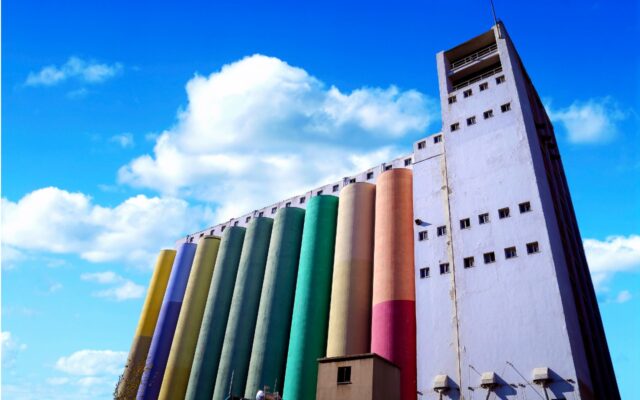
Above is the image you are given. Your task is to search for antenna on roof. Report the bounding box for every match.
[489,0,499,26]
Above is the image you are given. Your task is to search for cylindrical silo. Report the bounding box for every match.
[244,207,305,398]
[116,249,176,400]
[371,169,416,400]
[212,217,273,400]
[185,227,246,400]
[158,236,221,400]
[326,182,376,357]
[282,196,339,400]
[137,242,197,400]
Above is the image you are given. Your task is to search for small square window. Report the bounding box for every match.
[463,89,473,98]
[286,202,291,208]
[221,225,226,232]
[419,267,430,279]
[450,123,460,132]
[366,172,374,180]
[498,207,510,219]
[460,218,471,229]
[210,229,215,235]
[448,95,457,104]
[418,231,428,241]
[417,141,426,149]
[189,236,194,242]
[245,216,251,223]
[466,116,476,126]
[271,207,278,214]
[519,202,531,213]
[501,103,511,112]
[483,110,494,119]
[337,366,351,384]
[333,184,340,192]
[384,165,392,171]
[300,197,306,204]
[349,178,356,183]
[496,75,506,84]
[479,213,490,224]
[433,135,442,143]
[439,262,450,274]
[200,233,205,238]
[317,190,323,196]
[527,242,540,254]
[505,246,517,259]
[258,211,264,217]
[463,256,475,268]
[484,252,496,264]
[234,221,239,226]
[479,82,489,91]
[437,225,447,237]
[404,158,412,166]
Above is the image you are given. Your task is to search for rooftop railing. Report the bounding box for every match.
[451,66,503,92]
[450,43,498,72]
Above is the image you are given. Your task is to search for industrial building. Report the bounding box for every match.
[116,22,619,400]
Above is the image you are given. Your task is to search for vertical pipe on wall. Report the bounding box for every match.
[326,182,376,357]
[116,250,176,400]
[371,169,416,400]
[212,217,273,400]
[158,236,221,400]
[244,207,305,399]
[185,227,246,400]
[136,242,197,400]
[282,196,338,400]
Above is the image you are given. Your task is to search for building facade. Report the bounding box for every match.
[119,23,619,400]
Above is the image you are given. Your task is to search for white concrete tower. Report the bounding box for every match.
[411,22,619,400]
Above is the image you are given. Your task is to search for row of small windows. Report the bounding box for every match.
[447,75,506,104]
[418,202,531,241]
[416,134,443,150]
[450,102,511,132]
[418,241,540,278]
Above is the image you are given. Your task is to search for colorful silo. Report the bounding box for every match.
[158,236,220,400]
[212,217,274,400]
[137,242,197,400]
[116,249,176,400]
[371,169,416,400]
[185,226,246,400]
[326,182,376,357]
[282,195,339,400]
[245,207,305,398]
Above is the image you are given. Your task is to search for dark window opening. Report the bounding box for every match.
[337,366,352,384]
[479,82,489,91]
[519,202,531,213]
[464,256,475,268]
[460,218,471,229]
[501,102,511,112]
[367,172,374,180]
[333,184,340,192]
[439,263,450,274]
[483,110,494,119]
[463,89,473,98]
[404,158,412,166]
[467,116,476,126]
[448,95,457,104]
[420,267,430,279]
[479,213,490,224]
[434,135,443,143]
[505,246,517,259]
[527,242,540,254]
[418,231,428,241]
[417,141,426,149]
[498,207,510,219]
[484,252,496,264]
[450,123,460,132]
[437,225,447,236]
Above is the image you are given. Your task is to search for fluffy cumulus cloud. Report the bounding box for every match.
[81,271,145,301]
[547,97,627,144]
[119,54,437,220]
[55,349,126,376]
[25,56,123,86]
[584,234,640,288]
[2,187,211,267]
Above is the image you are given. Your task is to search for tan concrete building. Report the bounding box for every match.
[316,353,400,400]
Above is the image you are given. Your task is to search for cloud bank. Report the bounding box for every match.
[2,187,211,267]
[547,97,627,144]
[118,54,437,220]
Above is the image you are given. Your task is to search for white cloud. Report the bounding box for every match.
[547,97,626,143]
[81,271,145,301]
[585,234,640,288]
[54,349,126,376]
[25,57,123,86]
[616,290,632,303]
[2,331,28,368]
[110,133,135,148]
[119,54,437,220]
[2,187,211,267]
[48,282,64,294]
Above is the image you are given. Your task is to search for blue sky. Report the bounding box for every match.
[2,1,638,399]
